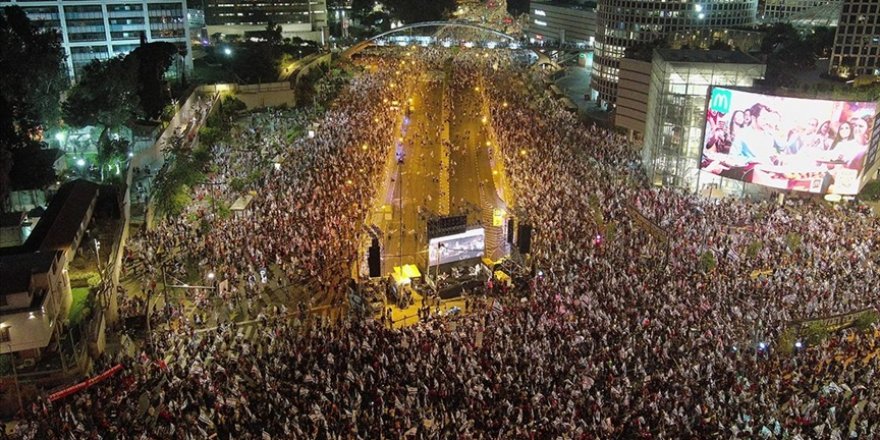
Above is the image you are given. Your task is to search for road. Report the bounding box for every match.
[381,65,506,274]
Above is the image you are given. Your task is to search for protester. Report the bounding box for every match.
[11,46,880,439]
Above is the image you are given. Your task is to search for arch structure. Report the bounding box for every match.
[341,21,551,65]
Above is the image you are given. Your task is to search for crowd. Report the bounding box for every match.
[7,46,880,439]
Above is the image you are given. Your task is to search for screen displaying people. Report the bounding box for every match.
[700,87,876,195]
[428,228,485,266]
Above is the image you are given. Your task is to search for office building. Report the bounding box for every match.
[1,180,98,357]
[641,49,765,194]
[591,0,758,109]
[203,0,327,44]
[527,0,597,46]
[829,0,880,78]
[759,0,837,22]
[1,0,192,82]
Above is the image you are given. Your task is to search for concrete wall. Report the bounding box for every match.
[615,58,652,138]
[200,82,296,109]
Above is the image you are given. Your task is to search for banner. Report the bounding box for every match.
[788,308,878,335]
[49,364,125,402]
[625,203,668,243]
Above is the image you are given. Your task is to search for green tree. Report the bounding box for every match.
[128,42,179,120]
[508,0,529,16]
[95,137,129,181]
[0,6,67,202]
[9,144,57,190]
[265,21,282,45]
[63,56,139,143]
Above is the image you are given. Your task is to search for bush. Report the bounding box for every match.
[69,271,101,288]
[699,250,717,273]
[859,180,880,201]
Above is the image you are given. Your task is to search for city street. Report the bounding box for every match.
[382,67,506,274]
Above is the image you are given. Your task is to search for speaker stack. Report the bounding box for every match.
[517,224,532,254]
[507,218,515,244]
[368,238,381,277]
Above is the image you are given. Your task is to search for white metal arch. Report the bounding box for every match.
[342,21,520,59]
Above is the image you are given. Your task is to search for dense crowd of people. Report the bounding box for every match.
[7,46,880,439]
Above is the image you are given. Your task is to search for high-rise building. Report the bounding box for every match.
[759,0,837,22]
[203,0,327,44]
[527,0,597,46]
[591,0,758,109]
[829,0,880,78]
[1,0,192,82]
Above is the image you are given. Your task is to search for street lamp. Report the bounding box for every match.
[55,131,67,150]
[76,158,86,167]
[223,47,232,56]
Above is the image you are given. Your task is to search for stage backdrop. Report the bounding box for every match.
[428,228,485,266]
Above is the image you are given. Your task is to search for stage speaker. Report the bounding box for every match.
[507,218,515,244]
[368,239,381,277]
[517,225,532,254]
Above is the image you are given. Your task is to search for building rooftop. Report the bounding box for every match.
[656,48,763,65]
[2,179,100,255]
[0,251,56,296]
[0,212,25,228]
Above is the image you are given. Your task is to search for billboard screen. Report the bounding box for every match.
[701,87,876,195]
[428,228,485,266]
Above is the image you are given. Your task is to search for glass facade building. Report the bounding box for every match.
[642,49,765,195]
[592,0,758,109]
[759,0,837,22]
[829,0,880,78]
[1,0,192,81]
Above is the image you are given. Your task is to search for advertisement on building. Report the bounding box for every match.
[700,87,877,195]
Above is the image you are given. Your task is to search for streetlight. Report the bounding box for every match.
[223,47,232,56]
[55,131,67,150]
[76,158,86,167]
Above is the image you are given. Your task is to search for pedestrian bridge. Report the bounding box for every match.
[341,21,552,66]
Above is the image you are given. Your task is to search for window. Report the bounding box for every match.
[0,327,9,343]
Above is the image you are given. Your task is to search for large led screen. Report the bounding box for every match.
[428,228,485,266]
[700,87,876,195]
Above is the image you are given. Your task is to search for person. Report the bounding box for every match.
[830,121,862,166]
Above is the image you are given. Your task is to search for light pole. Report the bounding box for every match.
[55,130,67,151]
[5,342,23,414]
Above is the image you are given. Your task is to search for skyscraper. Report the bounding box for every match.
[759,0,837,22]
[591,0,758,109]
[829,0,880,78]
[1,0,192,82]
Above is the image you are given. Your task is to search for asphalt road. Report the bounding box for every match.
[382,67,505,274]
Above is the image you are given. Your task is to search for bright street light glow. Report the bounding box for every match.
[207,272,215,280]
[224,47,232,56]
[76,158,86,167]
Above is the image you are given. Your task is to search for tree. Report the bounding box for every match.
[507,0,529,16]
[0,6,67,201]
[128,42,179,120]
[229,42,281,83]
[95,137,129,181]
[63,56,140,142]
[265,21,282,45]
[8,144,56,190]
